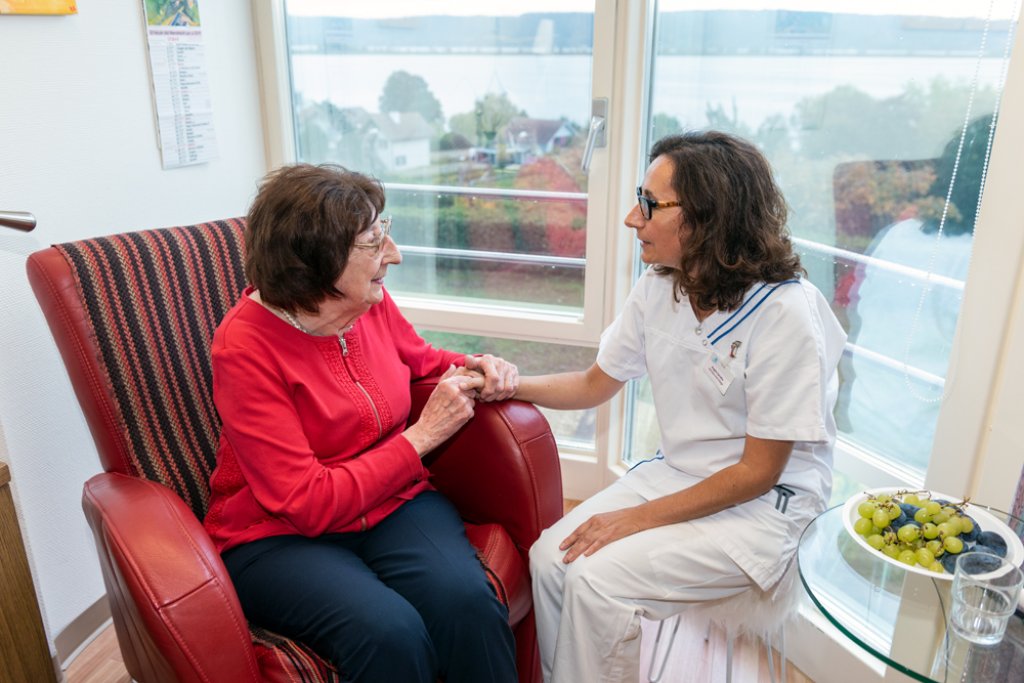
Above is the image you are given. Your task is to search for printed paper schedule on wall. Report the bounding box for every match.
[141,0,218,169]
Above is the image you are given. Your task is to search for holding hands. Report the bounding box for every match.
[462,354,519,402]
[403,355,517,457]
[404,365,483,456]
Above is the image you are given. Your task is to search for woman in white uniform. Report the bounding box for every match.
[516,131,847,683]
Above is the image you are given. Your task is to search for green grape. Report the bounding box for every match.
[914,509,933,524]
[916,548,935,565]
[945,517,963,537]
[904,494,921,506]
[858,500,878,519]
[876,494,892,504]
[960,516,975,534]
[925,501,942,515]
[898,549,917,566]
[872,509,891,529]
[925,540,944,556]
[867,534,886,551]
[886,504,902,521]
[922,523,940,540]
[897,524,920,543]
[936,522,955,539]
[927,561,945,573]
[943,536,964,554]
[854,517,874,536]
[932,511,950,525]
[941,506,957,517]
[882,544,901,559]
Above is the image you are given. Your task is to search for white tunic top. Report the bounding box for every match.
[597,268,847,589]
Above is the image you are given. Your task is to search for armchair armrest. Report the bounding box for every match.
[411,379,563,553]
[82,473,260,683]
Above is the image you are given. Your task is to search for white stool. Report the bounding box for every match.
[647,486,803,683]
[646,560,800,683]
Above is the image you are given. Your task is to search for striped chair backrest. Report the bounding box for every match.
[54,219,247,519]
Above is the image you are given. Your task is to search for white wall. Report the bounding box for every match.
[0,1,266,658]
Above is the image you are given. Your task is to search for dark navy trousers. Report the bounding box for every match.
[222,490,517,683]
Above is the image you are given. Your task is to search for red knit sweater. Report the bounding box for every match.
[203,287,463,553]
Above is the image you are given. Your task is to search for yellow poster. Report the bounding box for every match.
[0,0,78,14]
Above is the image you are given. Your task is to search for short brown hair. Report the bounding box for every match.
[244,164,385,314]
[649,131,802,311]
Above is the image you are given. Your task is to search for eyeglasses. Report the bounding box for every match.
[352,215,392,254]
[636,187,682,220]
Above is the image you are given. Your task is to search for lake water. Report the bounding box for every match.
[291,53,1008,130]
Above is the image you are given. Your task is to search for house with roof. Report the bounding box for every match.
[367,111,435,170]
[504,117,577,164]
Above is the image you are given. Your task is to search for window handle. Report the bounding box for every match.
[581,97,608,174]
[0,211,36,232]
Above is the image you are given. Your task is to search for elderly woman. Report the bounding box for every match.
[203,164,519,683]
[518,131,847,682]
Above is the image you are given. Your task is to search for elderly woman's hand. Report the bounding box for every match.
[463,354,519,402]
[403,365,484,457]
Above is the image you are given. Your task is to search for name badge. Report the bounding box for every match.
[702,351,734,395]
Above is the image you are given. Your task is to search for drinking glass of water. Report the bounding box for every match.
[948,551,1024,646]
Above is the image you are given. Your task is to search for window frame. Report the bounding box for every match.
[255,0,616,343]
[253,0,651,496]
[252,0,1023,501]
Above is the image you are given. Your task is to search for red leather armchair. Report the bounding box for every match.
[27,219,563,683]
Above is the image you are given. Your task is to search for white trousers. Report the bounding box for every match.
[529,480,753,683]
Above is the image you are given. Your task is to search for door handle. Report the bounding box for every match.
[0,212,36,232]
[581,98,608,174]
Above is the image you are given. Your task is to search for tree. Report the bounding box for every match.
[650,113,682,144]
[449,92,526,147]
[378,71,443,126]
[790,78,998,160]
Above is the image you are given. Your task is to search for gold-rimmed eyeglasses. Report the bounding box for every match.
[636,187,682,220]
[352,215,392,254]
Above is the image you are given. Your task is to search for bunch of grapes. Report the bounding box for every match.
[852,490,1008,574]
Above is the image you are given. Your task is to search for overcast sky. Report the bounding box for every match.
[286,0,1010,20]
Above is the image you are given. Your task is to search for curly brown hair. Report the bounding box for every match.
[649,131,803,311]
[244,163,385,315]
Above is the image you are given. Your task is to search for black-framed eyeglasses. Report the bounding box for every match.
[352,215,392,254]
[636,187,682,220]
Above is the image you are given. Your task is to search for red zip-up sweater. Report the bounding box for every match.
[204,287,464,553]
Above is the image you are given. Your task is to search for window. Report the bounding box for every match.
[282,0,610,341]
[256,0,1021,497]
[625,1,1018,493]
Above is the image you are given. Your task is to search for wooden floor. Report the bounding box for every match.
[64,500,814,682]
[64,626,128,683]
[64,616,814,683]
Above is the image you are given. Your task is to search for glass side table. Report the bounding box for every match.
[798,504,1024,682]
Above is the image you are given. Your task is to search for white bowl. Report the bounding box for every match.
[841,487,1024,582]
